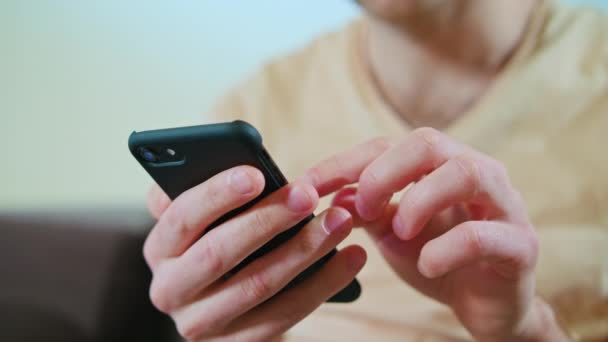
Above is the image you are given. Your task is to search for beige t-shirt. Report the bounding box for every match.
[209,2,608,340]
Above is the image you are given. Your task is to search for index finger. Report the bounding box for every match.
[356,128,472,220]
[299,137,393,196]
[143,166,265,269]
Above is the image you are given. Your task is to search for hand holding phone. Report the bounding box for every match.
[130,121,365,341]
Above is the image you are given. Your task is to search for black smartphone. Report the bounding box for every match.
[128,120,361,303]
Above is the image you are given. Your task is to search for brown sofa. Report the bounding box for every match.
[0,208,179,342]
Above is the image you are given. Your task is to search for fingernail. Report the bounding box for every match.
[322,208,351,235]
[287,185,314,212]
[230,169,254,194]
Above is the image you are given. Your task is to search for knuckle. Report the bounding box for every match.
[486,157,508,177]
[463,223,485,257]
[368,136,394,153]
[360,166,383,190]
[149,276,173,313]
[174,306,225,341]
[304,166,322,187]
[142,236,156,269]
[496,161,511,185]
[162,204,191,238]
[294,231,322,257]
[205,180,224,209]
[490,158,509,178]
[399,191,421,218]
[453,155,482,194]
[420,245,440,275]
[251,209,275,237]
[412,127,441,151]
[325,156,346,180]
[411,127,444,167]
[485,157,511,187]
[198,239,224,277]
[241,272,273,303]
[522,227,540,267]
[176,318,205,341]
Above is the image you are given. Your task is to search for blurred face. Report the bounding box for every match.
[357,0,452,23]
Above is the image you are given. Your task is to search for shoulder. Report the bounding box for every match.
[542,7,608,132]
[539,2,608,71]
[545,4,608,186]
[531,3,608,121]
[511,4,608,191]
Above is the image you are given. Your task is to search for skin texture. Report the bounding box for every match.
[143,0,570,340]
[299,129,569,341]
[144,167,366,341]
[361,0,538,128]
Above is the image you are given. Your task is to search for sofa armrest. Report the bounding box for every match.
[0,208,179,342]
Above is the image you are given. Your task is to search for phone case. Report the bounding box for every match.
[129,120,361,302]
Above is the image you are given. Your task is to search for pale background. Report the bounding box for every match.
[1,0,606,209]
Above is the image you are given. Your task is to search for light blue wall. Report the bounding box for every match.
[0,1,606,208]
[564,0,608,6]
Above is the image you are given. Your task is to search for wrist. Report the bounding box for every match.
[515,297,571,342]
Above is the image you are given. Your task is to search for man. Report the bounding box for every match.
[144,0,607,340]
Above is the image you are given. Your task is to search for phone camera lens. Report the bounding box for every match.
[139,147,158,162]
